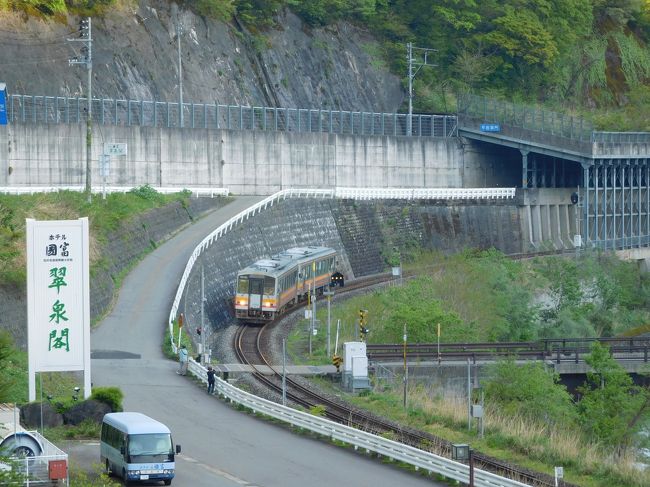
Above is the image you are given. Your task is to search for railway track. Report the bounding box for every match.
[366,338,650,363]
[231,275,577,487]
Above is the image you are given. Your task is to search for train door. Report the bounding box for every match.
[248,278,264,311]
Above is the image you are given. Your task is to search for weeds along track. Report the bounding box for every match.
[232,272,577,487]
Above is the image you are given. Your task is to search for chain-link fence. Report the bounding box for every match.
[7,94,458,138]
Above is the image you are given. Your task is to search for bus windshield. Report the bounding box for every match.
[128,433,173,462]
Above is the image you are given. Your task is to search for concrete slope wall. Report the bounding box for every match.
[1,124,502,194]
[179,198,525,339]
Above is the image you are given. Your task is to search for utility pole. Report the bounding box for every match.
[176,20,183,128]
[406,42,436,136]
[69,17,93,202]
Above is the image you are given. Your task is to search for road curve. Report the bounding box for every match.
[90,196,442,487]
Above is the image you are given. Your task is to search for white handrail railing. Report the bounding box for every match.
[188,360,530,487]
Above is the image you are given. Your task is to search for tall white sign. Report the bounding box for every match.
[26,218,91,401]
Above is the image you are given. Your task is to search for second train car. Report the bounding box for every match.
[234,246,337,323]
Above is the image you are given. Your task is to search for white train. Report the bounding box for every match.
[234,246,338,323]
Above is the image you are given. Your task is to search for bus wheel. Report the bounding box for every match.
[164,481,172,486]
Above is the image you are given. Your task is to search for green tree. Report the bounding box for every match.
[577,342,650,451]
[192,0,236,21]
[485,359,577,426]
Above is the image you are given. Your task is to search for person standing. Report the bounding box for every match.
[207,366,215,394]
[177,344,188,375]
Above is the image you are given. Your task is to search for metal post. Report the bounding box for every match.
[308,284,312,356]
[39,373,43,435]
[282,338,286,406]
[407,42,413,136]
[86,18,93,202]
[324,290,334,357]
[467,358,472,430]
[403,323,407,408]
[201,266,206,365]
[312,262,316,347]
[469,448,475,487]
[177,20,183,128]
[437,323,441,364]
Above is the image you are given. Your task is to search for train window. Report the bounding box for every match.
[237,276,248,294]
[249,279,263,295]
[264,277,275,295]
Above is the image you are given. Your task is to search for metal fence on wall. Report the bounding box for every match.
[7,94,458,138]
[457,93,594,142]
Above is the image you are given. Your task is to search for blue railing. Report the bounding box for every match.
[7,94,457,138]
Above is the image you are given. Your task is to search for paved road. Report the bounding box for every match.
[88,196,442,487]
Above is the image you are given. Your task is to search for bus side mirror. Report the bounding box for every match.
[120,446,125,455]
[176,445,181,454]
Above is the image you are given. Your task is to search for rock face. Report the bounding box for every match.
[63,399,111,425]
[20,402,63,429]
[0,1,403,112]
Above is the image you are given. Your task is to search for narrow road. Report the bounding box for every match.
[89,196,442,487]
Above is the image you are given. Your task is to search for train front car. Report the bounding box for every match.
[235,246,337,324]
[234,258,282,324]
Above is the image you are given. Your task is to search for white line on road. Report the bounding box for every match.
[179,454,262,486]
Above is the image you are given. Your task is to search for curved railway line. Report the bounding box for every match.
[232,274,577,487]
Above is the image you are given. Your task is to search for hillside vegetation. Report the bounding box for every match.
[4,0,650,129]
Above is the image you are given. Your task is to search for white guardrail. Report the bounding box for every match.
[188,360,529,487]
[0,186,229,197]
[167,187,525,487]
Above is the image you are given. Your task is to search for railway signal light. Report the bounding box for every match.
[332,354,343,372]
[358,309,369,341]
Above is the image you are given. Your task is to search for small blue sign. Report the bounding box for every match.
[480,123,500,132]
[0,83,7,125]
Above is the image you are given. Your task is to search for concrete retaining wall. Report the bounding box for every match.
[179,198,525,343]
[1,124,509,194]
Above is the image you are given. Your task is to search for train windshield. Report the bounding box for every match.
[264,277,275,295]
[237,276,248,294]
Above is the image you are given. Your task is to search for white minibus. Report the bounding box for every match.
[100,412,181,485]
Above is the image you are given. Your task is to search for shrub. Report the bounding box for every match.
[90,386,123,412]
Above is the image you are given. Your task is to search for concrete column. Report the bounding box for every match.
[521,149,529,188]
[533,204,542,246]
[552,204,564,248]
[582,163,590,245]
